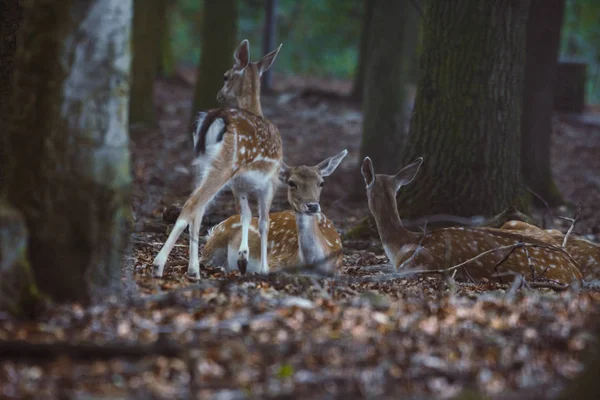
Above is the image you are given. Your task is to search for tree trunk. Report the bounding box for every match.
[350,0,373,102]
[521,0,565,207]
[359,0,419,176]
[191,0,238,125]
[130,0,162,127]
[4,0,133,304]
[0,0,23,188]
[399,0,530,218]
[158,0,175,78]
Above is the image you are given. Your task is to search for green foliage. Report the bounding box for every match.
[561,0,600,103]
[169,0,363,78]
[168,0,598,100]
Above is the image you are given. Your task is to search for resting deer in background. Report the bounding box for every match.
[153,39,283,280]
[500,220,600,280]
[361,157,583,285]
[202,150,348,274]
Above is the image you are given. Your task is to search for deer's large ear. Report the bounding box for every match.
[234,39,250,69]
[361,157,375,187]
[393,157,423,192]
[317,149,348,177]
[257,43,282,76]
[278,161,291,185]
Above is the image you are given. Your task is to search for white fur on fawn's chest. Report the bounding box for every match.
[296,214,326,264]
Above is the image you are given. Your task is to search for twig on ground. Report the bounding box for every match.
[560,202,583,248]
[525,186,555,229]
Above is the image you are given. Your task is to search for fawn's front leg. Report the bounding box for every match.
[257,184,274,275]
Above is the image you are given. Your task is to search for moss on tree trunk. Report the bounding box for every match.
[130,0,163,128]
[4,0,132,304]
[399,0,530,218]
[191,0,238,125]
[359,0,418,176]
[521,0,565,206]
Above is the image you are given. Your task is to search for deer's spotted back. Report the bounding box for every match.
[395,227,582,284]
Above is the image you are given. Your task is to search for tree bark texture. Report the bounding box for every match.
[399,0,530,218]
[130,0,163,127]
[521,0,565,207]
[350,0,373,102]
[191,0,238,124]
[359,0,418,175]
[0,0,23,189]
[4,0,133,304]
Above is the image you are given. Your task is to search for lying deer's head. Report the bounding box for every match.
[279,150,348,215]
[216,39,282,105]
[361,157,423,215]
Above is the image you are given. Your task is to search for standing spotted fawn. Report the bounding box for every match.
[361,157,583,285]
[201,150,348,274]
[153,40,283,280]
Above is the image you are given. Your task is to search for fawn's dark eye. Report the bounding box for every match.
[319,181,325,187]
[224,74,228,81]
[288,181,297,188]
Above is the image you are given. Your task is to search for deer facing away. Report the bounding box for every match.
[361,157,583,285]
[201,150,348,274]
[153,39,283,280]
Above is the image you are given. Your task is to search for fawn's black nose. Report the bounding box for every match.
[306,203,320,213]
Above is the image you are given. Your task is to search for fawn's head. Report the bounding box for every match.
[279,150,348,215]
[361,157,423,216]
[216,39,282,106]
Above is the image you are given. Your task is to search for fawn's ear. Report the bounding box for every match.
[278,161,292,185]
[361,157,375,187]
[317,149,348,177]
[393,157,423,192]
[257,43,282,76]
[234,39,250,70]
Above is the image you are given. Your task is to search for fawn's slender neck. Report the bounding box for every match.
[371,195,419,265]
[237,77,263,117]
[296,212,326,264]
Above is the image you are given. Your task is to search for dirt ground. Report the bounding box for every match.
[1,75,600,399]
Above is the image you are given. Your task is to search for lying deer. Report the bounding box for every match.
[500,220,600,280]
[361,157,583,285]
[201,150,348,274]
[153,39,283,280]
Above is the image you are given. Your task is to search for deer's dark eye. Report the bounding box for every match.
[288,181,297,188]
[224,74,229,82]
[319,181,325,187]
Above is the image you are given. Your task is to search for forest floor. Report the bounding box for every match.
[2,75,600,399]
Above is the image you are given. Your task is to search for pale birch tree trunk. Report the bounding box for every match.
[3,0,133,306]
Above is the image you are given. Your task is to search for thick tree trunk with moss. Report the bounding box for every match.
[359,0,418,176]
[399,0,530,218]
[521,0,565,206]
[0,0,23,186]
[191,0,238,124]
[4,0,132,304]
[130,0,162,127]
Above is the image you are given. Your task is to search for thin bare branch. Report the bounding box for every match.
[560,202,583,248]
